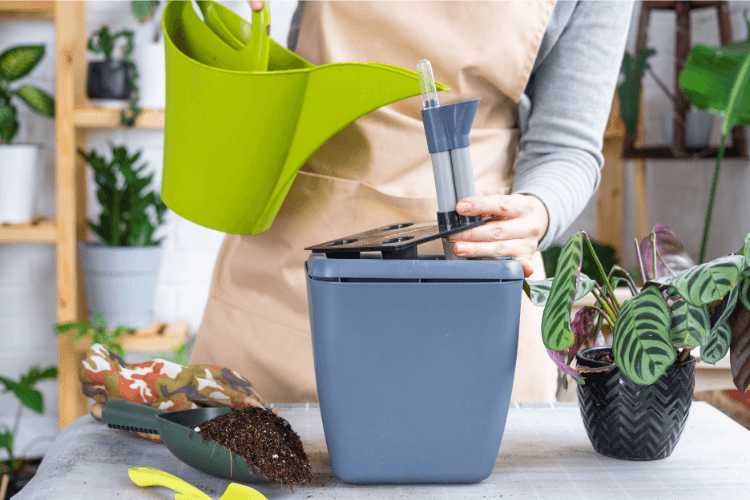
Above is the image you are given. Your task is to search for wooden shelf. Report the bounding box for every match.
[0,219,57,243]
[623,144,747,160]
[74,107,165,129]
[70,320,190,353]
[0,1,55,19]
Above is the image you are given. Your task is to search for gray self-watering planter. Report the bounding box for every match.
[306,253,524,483]
[79,243,162,329]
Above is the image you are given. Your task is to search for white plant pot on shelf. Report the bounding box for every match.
[134,41,166,110]
[0,144,40,224]
[662,110,715,148]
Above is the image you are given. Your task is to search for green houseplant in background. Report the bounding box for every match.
[0,44,55,224]
[0,366,57,497]
[526,224,750,460]
[680,35,750,264]
[54,309,131,359]
[131,0,160,23]
[78,145,167,329]
[619,47,713,148]
[55,310,187,366]
[86,26,141,126]
[618,48,657,134]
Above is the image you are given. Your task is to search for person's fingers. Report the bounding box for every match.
[455,194,530,218]
[452,238,537,261]
[452,240,535,276]
[447,218,542,243]
[248,0,264,11]
[517,257,535,278]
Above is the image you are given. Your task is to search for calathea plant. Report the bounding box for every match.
[525,224,750,390]
[79,145,167,247]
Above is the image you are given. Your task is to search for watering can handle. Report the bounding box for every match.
[248,2,270,60]
[195,0,270,71]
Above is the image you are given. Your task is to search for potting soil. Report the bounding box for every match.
[198,406,311,485]
[589,350,614,364]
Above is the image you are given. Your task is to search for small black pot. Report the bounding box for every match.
[87,60,132,99]
[4,457,42,497]
[576,346,695,461]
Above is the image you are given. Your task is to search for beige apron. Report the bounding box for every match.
[192,1,558,403]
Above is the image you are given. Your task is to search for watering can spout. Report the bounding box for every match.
[161,1,448,234]
[278,62,449,205]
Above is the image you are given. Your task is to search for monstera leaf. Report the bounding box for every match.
[541,233,584,351]
[613,286,675,385]
[526,274,596,307]
[671,255,744,307]
[670,300,710,349]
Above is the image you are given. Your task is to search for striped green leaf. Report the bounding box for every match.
[541,233,584,351]
[613,286,675,385]
[702,322,731,364]
[670,300,710,349]
[740,273,750,312]
[526,274,595,307]
[671,255,744,307]
[711,284,739,334]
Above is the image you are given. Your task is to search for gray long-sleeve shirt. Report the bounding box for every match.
[288,0,634,250]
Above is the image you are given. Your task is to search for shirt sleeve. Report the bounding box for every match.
[512,0,634,250]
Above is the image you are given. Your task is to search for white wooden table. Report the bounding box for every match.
[12,402,750,500]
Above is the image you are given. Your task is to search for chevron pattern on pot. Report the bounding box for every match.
[577,355,695,461]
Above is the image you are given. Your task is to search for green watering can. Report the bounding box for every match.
[161,0,448,234]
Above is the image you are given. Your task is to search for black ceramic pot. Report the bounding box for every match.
[576,346,695,461]
[5,457,42,497]
[87,60,131,99]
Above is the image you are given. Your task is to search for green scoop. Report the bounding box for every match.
[161,0,448,234]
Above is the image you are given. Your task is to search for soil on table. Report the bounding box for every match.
[198,407,311,485]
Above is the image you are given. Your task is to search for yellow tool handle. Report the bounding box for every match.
[128,467,212,500]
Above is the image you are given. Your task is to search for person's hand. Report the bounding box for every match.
[446,194,549,277]
[248,1,264,11]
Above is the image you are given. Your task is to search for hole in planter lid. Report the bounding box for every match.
[324,239,358,247]
[382,236,414,245]
[380,223,414,231]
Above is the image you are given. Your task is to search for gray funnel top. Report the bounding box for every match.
[421,98,480,154]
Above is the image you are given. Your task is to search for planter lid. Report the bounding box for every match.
[306,253,523,281]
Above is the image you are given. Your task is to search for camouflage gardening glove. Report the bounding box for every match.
[82,344,266,442]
